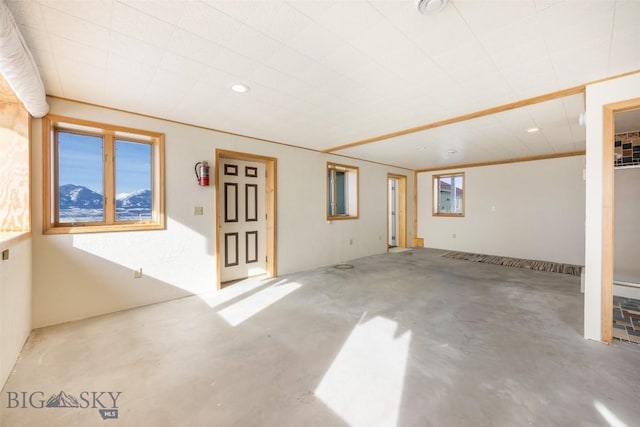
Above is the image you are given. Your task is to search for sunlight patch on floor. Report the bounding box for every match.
[217,280,300,326]
[315,316,412,427]
[197,275,268,308]
[594,400,629,427]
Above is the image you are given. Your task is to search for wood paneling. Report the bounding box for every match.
[0,75,30,234]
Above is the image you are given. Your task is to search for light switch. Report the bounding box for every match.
[194,206,204,215]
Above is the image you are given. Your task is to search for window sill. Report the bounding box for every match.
[0,231,32,251]
[44,223,165,235]
[327,215,359,221]
[433,213,465,217]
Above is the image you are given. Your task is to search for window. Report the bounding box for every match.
[43,115,165,234]
[433,172,464,216]
[327,162,359,220]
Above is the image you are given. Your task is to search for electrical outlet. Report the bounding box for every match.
[349,239,353,245]
[134,268,143,279]
[194,206,204,215]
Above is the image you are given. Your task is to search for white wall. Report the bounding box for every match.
[0,238,32,387]
[31,98,413,328]
[584,72,640,341]
[417,156,585,265]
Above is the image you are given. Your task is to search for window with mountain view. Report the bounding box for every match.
[433,172,464,216]
[43,115,165,234]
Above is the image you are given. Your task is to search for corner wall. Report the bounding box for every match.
[31,98,413,328]
[417,156,586,266]
[584,73,640,341]
[0,238,32,387]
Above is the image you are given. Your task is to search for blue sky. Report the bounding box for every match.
[58,132,151,195]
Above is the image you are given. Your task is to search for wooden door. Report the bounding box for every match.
[219,158,266,283]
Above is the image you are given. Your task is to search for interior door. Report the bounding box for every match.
[219,158,266,283]
[388,178,398,247]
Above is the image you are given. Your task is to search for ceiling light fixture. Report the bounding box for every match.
[415,0,449,15]
[527,127,540,133]
[231,83,249,93]
[447,149,457,155]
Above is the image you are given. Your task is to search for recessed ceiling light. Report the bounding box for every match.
[231,84,249,93]
[415,0,449,15]
[527,127,540,133]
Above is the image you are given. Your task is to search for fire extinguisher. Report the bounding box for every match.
[195,161,209,186]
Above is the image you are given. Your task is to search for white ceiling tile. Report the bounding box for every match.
[313,1,387,41]
[40,5,110,49]
[5,0,639,169]
[453,0,538,37]
[121,0,188,25]
[41,0,112,27]
[287,21,345,63]
[108,31,166,68]
[48,34,109,68]
[218,1,313,45]
[111,1,178,48]
[56,57,106,102]
[165,30,225,68]
[179,2,242,46]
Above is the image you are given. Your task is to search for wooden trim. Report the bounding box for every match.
[600,96,640,343]
[104,131,115,224]
[432,172,465,217]
[324,86,585,153]
[46,96,414,172]
[0,232,32,252]
[326,162,360,220]
[46,114,163,138]
[412,171,418,247]
[417,150,586,173]
[602,104,615,344]
[215,149,278,290]
[42,116,53,233]
[398,175,407,248]
[42,115,166,234]
[387,174,407,249]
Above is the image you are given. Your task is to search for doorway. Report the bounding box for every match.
[215,150,277,289]
[601,98,640,342]
[387,174,407,250]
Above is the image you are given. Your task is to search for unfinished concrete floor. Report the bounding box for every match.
[2,248,639,426]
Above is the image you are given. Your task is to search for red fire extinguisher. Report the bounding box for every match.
[195,161,210,186]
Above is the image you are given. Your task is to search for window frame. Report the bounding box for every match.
[432,172,465,217]
[326,162,359,220]
[43,115,165,234]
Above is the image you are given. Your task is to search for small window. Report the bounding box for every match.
[433,172,464,216]
[327,162,359,220]
[43,115,165,234]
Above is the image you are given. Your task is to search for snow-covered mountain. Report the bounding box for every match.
[116,189,151,208]
[59,184,103,209]
[58,185,151,221]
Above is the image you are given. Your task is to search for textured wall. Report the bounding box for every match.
[417,156,586,266]
[31,98,413,328]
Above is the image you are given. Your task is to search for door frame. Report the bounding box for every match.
[387,173,407,250]
[215,149,277,289]
[601,97,640,342]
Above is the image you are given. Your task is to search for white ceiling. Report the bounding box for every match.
[6,0,640,170]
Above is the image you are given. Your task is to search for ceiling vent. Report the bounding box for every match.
[415,0,449,15]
